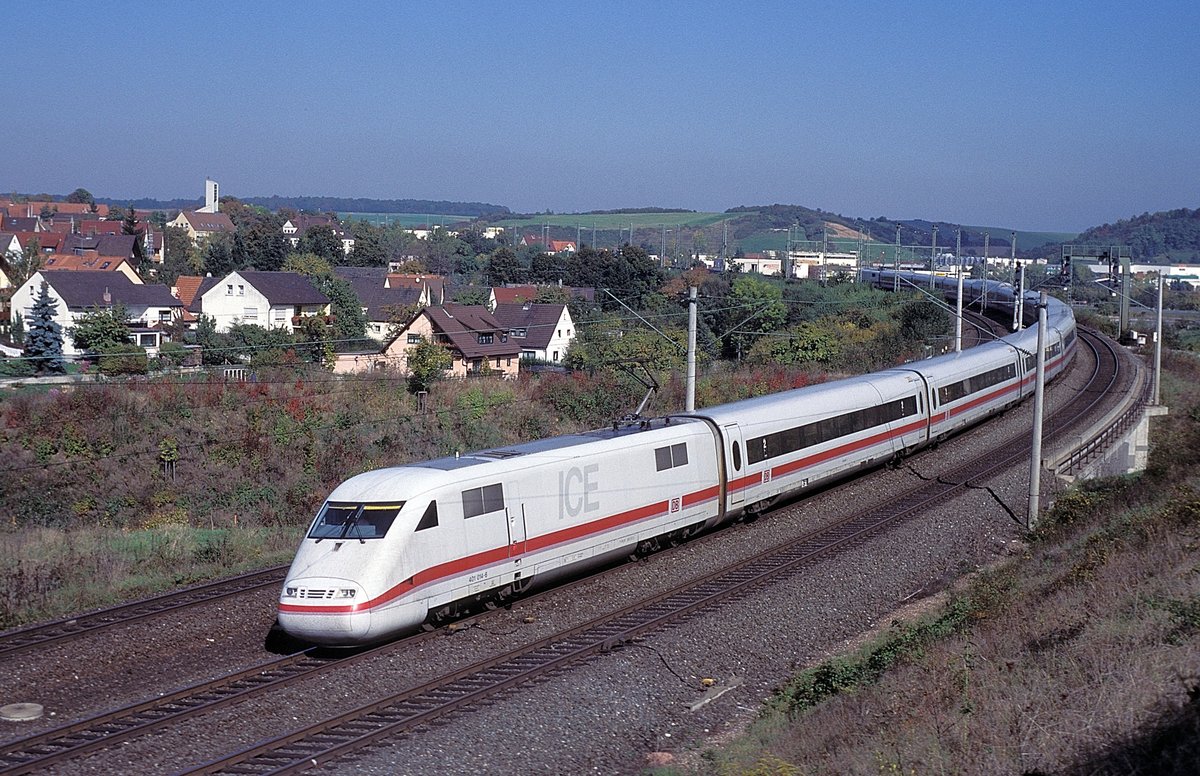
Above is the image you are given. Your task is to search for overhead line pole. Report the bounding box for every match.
[1028,292,1048,530]
[686,286,697,412]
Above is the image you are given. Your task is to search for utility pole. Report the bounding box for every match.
[686,286,697,412]
[1010,231,1017,287]
[1028,292,1048,530]
[955,256,964,352]
[1014,262,1025,331]
[894,223,901,292]
[982,232,990,310]
[930,226,938,289]
[1154,272,1164,405]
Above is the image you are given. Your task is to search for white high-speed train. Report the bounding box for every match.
[278,270,1076,645]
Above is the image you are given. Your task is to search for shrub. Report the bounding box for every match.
[95,341,149,375]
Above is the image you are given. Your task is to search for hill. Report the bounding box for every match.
[92,195,510,219]
[1072,207,1200,262]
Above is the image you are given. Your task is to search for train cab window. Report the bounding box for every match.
[415,501,438,531]
[732,441,741,471]
[462,483,504,519]
[654,442,688,471]
[308,502,404,540]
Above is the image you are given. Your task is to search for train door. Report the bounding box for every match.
[505,482,526,556]
[722,422,746,509]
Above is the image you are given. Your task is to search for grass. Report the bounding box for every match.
[680,350,1200,775]
[0,524,302,629]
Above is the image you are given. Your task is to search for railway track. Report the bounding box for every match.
[0,566,287,660]
[180,333,1121,775]
[0,330,1127,774]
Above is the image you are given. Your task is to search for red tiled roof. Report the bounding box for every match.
[42,253,134,273]
[173,275,204,306]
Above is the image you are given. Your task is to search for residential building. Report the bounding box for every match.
[194,270,330,333]
[492,301,575,363]
[337,304,519,377]
[519,235,577,253]
[41,253,142,283]
[9,271,182,357]
[488,284,594,309]
[169,210,236,244]
[334,267,430,339]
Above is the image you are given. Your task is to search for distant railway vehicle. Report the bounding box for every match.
[278,272,1076,645]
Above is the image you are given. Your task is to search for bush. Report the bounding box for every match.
[94,342,149,375]
[157,340,190,367]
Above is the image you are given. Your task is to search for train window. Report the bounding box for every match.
[415,501,438,531]
[746,396,921,465]
[937,363,1016,406]
[654,442,689,471]
[462,483,505,519]
[308,502,404,540]
[732,441,741,471]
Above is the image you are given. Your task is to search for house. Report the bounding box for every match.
[173,275,221,328]
[492,301,575,363]
[282,215,355,254]
[334,267,430,340]
[519,235,577,254]
[61,233,138,263]
[169,210,236,244]
[488,284,594,309]
[194,270,330,333]
[12,231,63,254]
[337,304,520,377]
[9,271,182,357]
[386,273,446,304]
[41,253,142,283]
[1,216,41,233]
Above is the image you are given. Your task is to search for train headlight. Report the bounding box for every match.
[336,588,357,599]
[285,587,298,597]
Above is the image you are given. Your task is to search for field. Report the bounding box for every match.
[338,212,469,227]
[498,212,733,230]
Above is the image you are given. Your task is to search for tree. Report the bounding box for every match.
[202,233,237,277]
[65,188,94,206]
[244,219,290,271]
[160,226,199,286]
[298,225,344,263]
[283,252,333,279]
[312,275,367,343]
[720,275,788,358]
[11,312,25,346]
[122,206,148,272]
[452,286,490,306]
[345,222,387,267]
[406,337,451,393]
[529,251,569,284]
[24,281,66,374]
[69,304,132,352]
[484,247,522,285]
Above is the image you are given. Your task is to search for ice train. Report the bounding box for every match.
[277,270,1076,645]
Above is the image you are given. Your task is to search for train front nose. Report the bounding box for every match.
[277,577,371,645]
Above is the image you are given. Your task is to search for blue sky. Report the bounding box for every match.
[6,1,1197,231]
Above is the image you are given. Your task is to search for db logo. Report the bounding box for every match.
[762,470,772,484]
[670,497,681,513]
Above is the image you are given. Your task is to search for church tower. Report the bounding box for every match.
[199,178,220,213]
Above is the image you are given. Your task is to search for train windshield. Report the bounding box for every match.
[308,502,405,541]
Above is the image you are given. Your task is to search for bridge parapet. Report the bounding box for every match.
[1048,350,1166,480]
